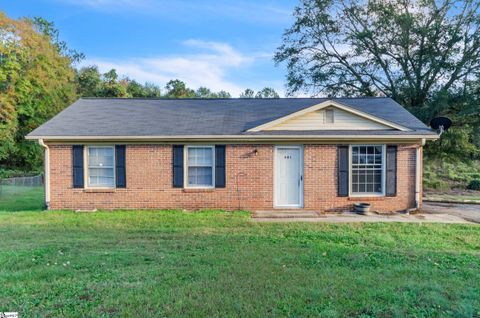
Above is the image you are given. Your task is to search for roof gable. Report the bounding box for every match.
[247,101,410,132]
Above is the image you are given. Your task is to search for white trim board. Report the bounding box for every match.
[26,135,437,142]
[247,100,411,132]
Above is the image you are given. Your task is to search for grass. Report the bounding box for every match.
[0,209,479,317]
[0,185,479,316]
[0,185,44,211]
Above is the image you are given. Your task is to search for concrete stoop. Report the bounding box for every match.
[253,210,322,219]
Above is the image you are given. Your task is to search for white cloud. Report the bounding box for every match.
[80,39,279,96]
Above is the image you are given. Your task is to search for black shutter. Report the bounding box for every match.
[172,145,184,188]
[215,145,226,188]
[115,145,126,188]
[386,145,397,196]
[338,146,349,197]
[72,145,84,188]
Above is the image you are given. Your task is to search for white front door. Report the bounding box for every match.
[275,146,303,208]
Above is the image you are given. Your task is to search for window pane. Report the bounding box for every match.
[352,171,358,183]
[89,168,114,187]
[89,147,114,167]
[367,171,373,183]
[188,147,213,166]
[188,167,213,186]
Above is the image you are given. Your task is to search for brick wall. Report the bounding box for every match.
[48,143,420,212]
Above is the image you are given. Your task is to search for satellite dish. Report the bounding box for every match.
[430,117,452,136]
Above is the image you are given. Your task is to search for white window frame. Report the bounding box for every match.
[348,144,386,197]
[84,145,116,189]
[184,145,215,189]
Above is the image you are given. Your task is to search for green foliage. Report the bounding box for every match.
[194,86,231,98]
[239,87,280,98]
[126,80,161,98]
[275,0,480,107]
[76,67,163,98]
[425,126,479,162]
[0,168,40,178]
[76,66,101,96]
[239,88,255,98]
[0,210,479,316]
[424,160,480,190]
[164,79,196,98]
[0,12,78,170]
[255,87,280,98]
[467,179,480,191]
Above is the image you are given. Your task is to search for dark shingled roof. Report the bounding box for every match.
[27,97,437,138]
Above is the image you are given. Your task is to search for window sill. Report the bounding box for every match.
[182,188,215,193]
[348,196,387,201]
[83,188,116,193]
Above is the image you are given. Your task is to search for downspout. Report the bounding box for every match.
[38,139,50,209]
[415,139,425,209]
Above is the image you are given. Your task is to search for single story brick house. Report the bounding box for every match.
[27,97,438,212]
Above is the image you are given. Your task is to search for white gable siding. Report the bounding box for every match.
[266,107,391,130]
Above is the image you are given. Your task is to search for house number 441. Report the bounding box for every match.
[284,155,292,159]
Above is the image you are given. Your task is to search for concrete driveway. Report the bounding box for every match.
[422,202,480,223]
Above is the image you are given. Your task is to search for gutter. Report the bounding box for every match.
[415,139,425,209]
[25,134,440,142]
[38,139,50,209]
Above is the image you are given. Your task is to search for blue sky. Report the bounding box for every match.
[2,0,299,96]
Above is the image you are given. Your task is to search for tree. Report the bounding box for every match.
[240,89,255,98]
[98,69,129,97]
[164,79,195,98]
[32,17,84,64]
[215,90,231,98]
[76,66,102,97]
[275,0,480,109]
[126,80,161,98]
[255,87,280,98]
[240,88,280,98]
[195,87,231,98]
[142,82,162,98]
[0,12,78,169]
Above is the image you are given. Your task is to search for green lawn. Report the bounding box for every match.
[0,185,44,211]
[0,210,479,317]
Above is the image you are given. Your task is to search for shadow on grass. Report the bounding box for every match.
[0,185,44,212]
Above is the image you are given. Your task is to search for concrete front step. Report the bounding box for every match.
[253,210,322,218]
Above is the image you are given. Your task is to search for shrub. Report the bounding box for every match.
[467,179,480,191]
